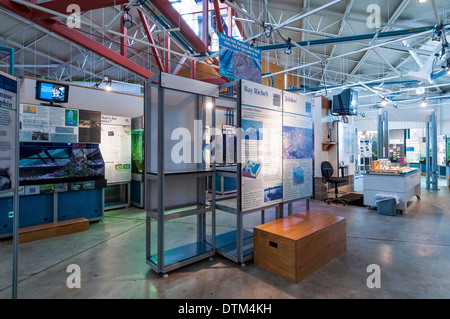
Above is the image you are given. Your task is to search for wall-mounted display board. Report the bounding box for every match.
[100,115,131,184]
[20,104,79,143]
[0,71,17,194]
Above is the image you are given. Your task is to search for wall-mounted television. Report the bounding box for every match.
[35,80,69,103]
[331,88,358,116]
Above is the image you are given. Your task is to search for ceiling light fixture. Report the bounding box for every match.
[284,38,292,55]
[420,99,427,107]
[380,97,388,106]
[122,8,133,29]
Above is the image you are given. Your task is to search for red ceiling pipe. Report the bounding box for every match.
[0,0,154,79]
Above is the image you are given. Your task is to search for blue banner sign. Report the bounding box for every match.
[218,33,262,83]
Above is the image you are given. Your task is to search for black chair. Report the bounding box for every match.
[321,161,349,206]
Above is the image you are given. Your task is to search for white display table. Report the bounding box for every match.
[363,169,421,212]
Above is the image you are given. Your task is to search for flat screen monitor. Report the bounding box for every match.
[35,80,69,103]
[332,88,357,116]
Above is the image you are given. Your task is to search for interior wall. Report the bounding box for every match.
[20,77,144,118]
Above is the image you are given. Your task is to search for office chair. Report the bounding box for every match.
[321,161,349,206]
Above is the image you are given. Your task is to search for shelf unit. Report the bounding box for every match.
[144,73,218,275]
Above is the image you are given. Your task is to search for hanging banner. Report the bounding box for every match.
[282,91,314,202]
[0,71,17,193]
[218,33,262,83]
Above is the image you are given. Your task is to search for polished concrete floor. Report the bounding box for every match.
[1,177,450,299]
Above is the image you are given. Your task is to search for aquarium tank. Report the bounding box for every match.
[131,129,144,174]
[19,142,105,185]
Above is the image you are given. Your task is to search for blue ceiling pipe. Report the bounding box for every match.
[0,46,14,76]
[257,24,450,52]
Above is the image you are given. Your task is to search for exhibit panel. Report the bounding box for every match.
[0,102,107,237]
[100,115,132,209]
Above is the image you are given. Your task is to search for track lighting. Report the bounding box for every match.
[122,8,133,29]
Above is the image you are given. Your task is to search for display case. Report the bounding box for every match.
[144,73,218,275]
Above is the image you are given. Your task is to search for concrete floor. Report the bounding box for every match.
[1,177,450,299]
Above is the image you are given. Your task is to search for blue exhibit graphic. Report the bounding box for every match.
[264,183,283,202]
[292,166,305,185]
[283,126,313,159]
[241,119,263,140]
[219,33,262,83]
[242,160,261,179]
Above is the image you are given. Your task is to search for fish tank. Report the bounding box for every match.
[131,128,144,174]
[19,142,105,185]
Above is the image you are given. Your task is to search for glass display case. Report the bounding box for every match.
[19,142,105,185]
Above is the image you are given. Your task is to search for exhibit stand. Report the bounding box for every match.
[214,79,314,265]
[0,70,19,298]
[144,73,218,274]
[0,102,107,238]
[100,115,132,210]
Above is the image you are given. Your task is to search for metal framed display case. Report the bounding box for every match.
[144,73,218,275]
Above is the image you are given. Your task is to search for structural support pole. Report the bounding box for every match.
[213,0,224,34]
[138,10,164,72]
[120,4,127,57]
[431,111,438,190]
[202,0,209,49]
[165,34,171,73]
[377,114,383,160]
[426,121,430,189]
[383,110,389,159]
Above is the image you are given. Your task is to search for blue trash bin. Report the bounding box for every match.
[376,198,397,216]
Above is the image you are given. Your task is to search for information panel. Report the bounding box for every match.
[240,79,283,212]
[0,71,17,192]
[100,115,131,183]
[20,104,79,143]
[282,92,313,201]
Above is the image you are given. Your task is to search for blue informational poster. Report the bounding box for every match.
[218,33,262,83]
[0,71,17,193]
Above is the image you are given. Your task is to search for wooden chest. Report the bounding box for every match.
[254,211,346,283]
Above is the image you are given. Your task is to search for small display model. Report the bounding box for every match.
[35,80,69,103]
[331,88,358,116]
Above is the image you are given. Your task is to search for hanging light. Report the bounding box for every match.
[284,38,292,55]
[122,7,133,29]
[420,99,427,107]
[380,97,388,106]
[105,79,112,91]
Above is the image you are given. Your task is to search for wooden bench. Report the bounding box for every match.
[19,218,89,244]
[254,211,346,282]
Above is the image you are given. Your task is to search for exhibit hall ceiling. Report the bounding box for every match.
[1,0,450,110]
